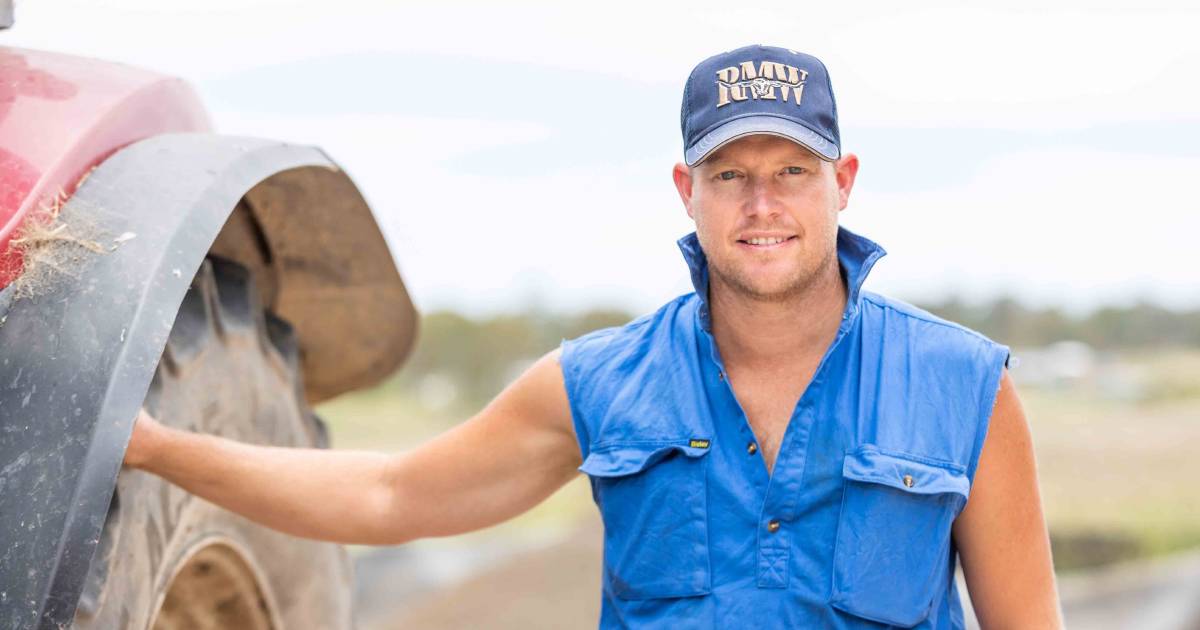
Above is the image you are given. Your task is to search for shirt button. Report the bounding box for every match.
[746,442,758,455]
[903,474,914,488]
[718,371,726,381]
[767,519,780,533]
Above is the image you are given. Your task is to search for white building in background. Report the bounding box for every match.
[1009,340,1146,401]
[1009,340,1096,387]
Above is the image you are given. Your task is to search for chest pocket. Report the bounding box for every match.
[830,445,969,627]
[579,439,712,600]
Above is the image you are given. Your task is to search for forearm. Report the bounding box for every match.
[122,350,581,548]
[129,421,395,545]
[380,421,574,541]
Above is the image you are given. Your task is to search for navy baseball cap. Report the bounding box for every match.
[682,45,840,166]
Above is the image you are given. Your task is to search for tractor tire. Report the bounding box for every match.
[70,256,354,630]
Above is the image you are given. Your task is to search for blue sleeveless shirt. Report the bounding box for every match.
[559,225,1011,629]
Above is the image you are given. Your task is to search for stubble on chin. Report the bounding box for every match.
[705,234,840,305]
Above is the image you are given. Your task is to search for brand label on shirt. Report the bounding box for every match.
[689,439,711,449]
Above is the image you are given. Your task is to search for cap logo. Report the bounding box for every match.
[715,60,809,108]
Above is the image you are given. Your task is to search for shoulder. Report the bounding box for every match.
[557,293,701,453]
[860,290,1000,346]
[559,293,697,375]
[860,290,1010,368]
[859,291,1012,479]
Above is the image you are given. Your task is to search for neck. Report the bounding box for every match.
[708,256,848,370]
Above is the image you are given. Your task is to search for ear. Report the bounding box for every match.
[672,162,696,220]
[834,153,859,212]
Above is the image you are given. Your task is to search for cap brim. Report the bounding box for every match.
[685,116,840,166]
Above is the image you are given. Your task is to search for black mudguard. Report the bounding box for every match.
[0,134,412,629]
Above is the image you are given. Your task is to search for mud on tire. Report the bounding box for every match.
[71,257,354,629]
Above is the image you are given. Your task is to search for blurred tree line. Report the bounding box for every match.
[927,296,1200,349]
[387,307,634,412]
[384,296,1199,412]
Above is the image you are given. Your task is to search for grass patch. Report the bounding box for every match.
[1019,349,1200,570]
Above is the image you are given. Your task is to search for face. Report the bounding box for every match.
[672,134,859,303]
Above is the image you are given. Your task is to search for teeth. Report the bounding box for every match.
[748,237,786,246]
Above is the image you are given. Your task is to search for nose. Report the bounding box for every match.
[744,177,780,219]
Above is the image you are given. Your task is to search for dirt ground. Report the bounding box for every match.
[376,516,603,630]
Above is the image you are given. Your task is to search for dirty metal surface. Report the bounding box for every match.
[0,134,362,629]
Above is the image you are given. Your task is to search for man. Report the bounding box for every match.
[125,45,1063,628]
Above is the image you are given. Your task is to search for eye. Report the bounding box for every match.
[784,166,807,175]
[717,170,739,181]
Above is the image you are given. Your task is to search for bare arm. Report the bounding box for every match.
[953,368,1064,629]
[124,348,581,546]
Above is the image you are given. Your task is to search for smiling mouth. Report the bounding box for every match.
[737,235,798,249]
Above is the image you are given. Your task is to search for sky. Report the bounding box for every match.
[5,0,1198,317]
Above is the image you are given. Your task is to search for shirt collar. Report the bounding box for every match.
[676,224,888,333]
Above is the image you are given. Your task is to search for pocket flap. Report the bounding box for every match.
[579,439,712,478]
[842,447,968,499]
